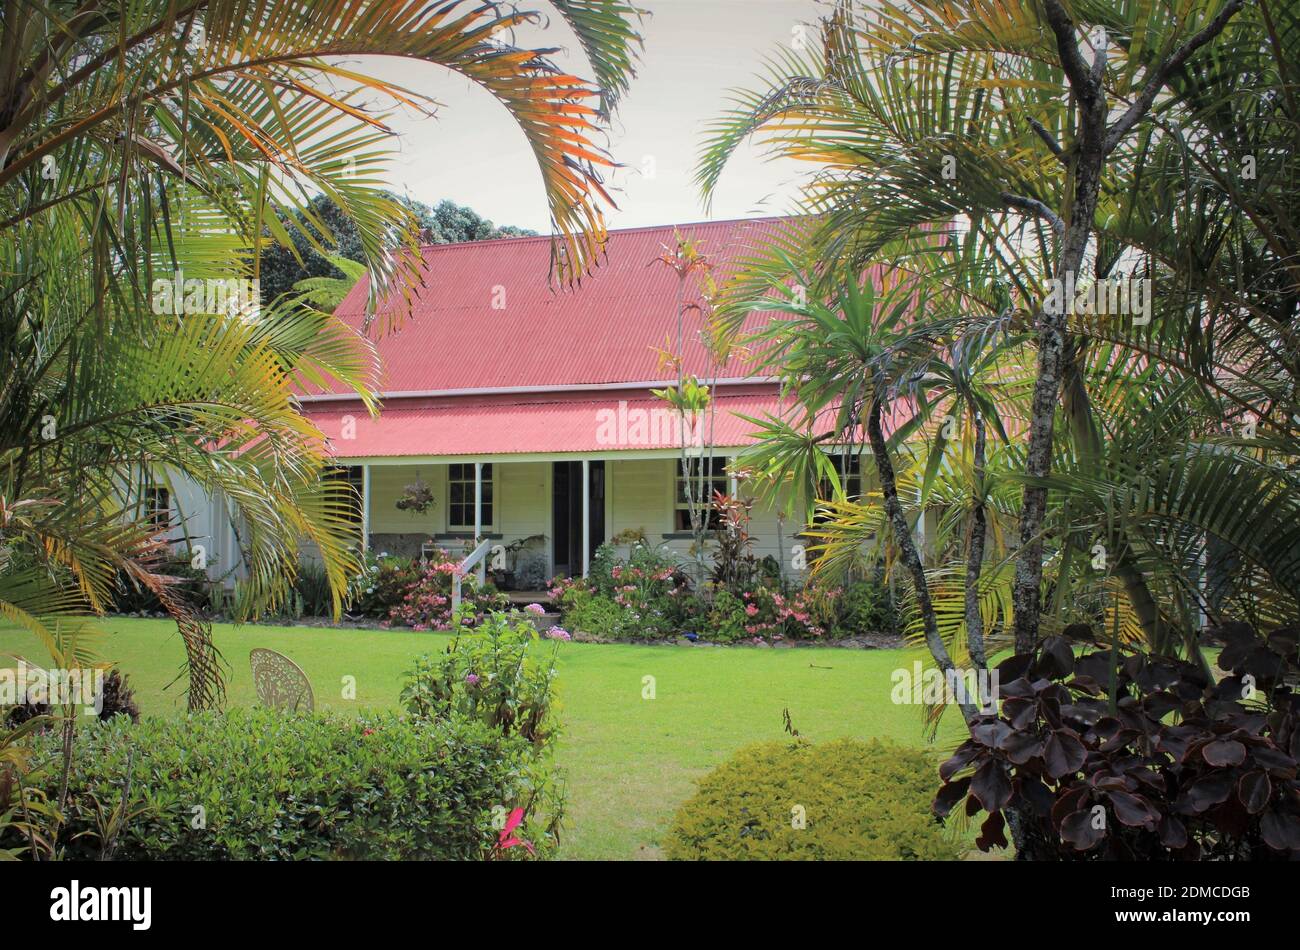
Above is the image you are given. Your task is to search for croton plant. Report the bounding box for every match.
[935,623,1300,860]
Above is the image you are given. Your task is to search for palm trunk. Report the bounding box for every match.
[1011,4,1109,655]
[1013,0,1244,655]
[866,398,976,724]
[964,413,988,672]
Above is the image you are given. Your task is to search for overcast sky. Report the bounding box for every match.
[352,0,825,233]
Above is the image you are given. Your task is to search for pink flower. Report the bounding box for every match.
[525,603,546,615]
[465,673,480,685]
[745,604,759,616]
[546,627,572,641]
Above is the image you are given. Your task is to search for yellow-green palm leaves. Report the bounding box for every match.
[700,0,1297,665]
[0,0,644,707]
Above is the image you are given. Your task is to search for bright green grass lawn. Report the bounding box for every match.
[0,618,964,860]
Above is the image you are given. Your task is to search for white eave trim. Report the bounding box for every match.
[294,377,782,403]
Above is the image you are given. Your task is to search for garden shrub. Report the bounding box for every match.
[706,585,835,642]
[666,737,959,860]
[834,577,897,636]
[703,589,751,642]
[289,557,333,617]
[388,548,507,630]
[401,610,560,751]
[557,541,691,640]
[11,707,558,860]
[254,557,335,620]
[586,542,621,593]
[709,495,763,593]
[554,583,635,640]
[348,551,421,618]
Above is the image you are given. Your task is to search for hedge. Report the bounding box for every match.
[14,707,558,860]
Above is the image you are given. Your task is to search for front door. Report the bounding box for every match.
[552,461,604,577]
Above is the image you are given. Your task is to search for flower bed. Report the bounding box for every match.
[349,547,507,630]
[551,541,896,644]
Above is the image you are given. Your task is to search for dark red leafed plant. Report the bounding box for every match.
[935,623,1300,860]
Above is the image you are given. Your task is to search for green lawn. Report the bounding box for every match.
[0,618,965,860]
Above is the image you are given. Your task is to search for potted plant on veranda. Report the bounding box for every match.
[395,478,435,516]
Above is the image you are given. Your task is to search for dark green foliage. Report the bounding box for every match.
[587,541,690,599]
[553,585,634,639]
[11,707,557,860]
[563,541,692,639]
[838,576,898,636]
[348,552,421,618]
[558,540,896,642]
[253,557,334,620]
[709,494,763,592]
[666,737,959,860]
[258,194,535,306]
[703,589,751,642]
[401,610,560,751]
[292,558,333,617]
[96,669,141,724]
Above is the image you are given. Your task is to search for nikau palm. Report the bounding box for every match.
[0,0,643,707]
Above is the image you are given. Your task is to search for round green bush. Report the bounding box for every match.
[665,737,960,860]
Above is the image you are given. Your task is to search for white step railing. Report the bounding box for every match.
[450,538,493,614]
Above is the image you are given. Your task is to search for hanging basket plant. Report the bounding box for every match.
[395,479,435,515]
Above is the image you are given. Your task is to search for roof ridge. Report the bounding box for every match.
[415,214,797,253]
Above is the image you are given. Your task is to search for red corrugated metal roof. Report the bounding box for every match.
[308,389,798,458]
[302,216,798,395]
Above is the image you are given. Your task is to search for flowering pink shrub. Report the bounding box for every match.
[387,549,507,631]
[707,585,840,642]
[604,561,690,638]
[546,575,585,602]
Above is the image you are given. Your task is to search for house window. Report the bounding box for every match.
[448,463,493,530]
[325,466,364,527]
[674,457,728,531]
[143,485,171,529]
[813,453,863,524]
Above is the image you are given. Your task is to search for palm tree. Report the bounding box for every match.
[731,262,986,720]
[698,0,1295,675]
[0,0,645,707]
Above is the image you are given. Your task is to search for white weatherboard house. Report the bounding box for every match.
[160,217,870,588]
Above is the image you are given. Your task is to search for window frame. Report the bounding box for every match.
[446,462,495,532]
[324,466,364,529]
[673,457,728,531]
[813,452,864,525]
[143,484,171,530]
